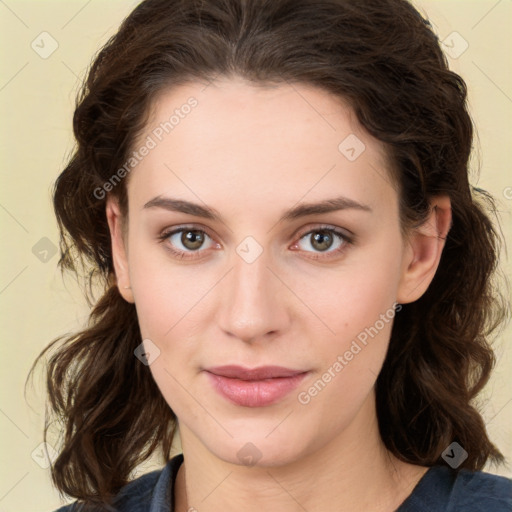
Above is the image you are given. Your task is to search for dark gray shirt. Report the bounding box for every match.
[54,453,512,511]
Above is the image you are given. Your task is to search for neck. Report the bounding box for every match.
[173,392,428,512]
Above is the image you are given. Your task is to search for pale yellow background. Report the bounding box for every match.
[0,1,511,511]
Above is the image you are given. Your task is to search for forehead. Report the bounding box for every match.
[127,77,396,216]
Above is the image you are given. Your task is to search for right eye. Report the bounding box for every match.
[158,226,219,260]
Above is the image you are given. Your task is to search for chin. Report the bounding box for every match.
[200,420,320,469]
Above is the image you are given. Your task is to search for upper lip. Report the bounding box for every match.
[205,365,308,380]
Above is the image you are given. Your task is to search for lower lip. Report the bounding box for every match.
[206,371,309,407]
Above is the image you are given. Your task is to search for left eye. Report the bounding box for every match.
[293,227,350,256]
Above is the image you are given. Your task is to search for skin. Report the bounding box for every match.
[106,77,452,512]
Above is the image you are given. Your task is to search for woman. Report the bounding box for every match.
[29,0,511,510]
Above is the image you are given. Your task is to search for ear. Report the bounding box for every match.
[106,197,134,303]
[396,195,452,304]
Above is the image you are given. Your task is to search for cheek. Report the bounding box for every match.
[294,240,403,403]
[128,243,209,338]
[295,299,398,435]
[296,239,403,345]
[128,253,205,418]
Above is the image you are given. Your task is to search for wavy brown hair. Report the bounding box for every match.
[27,0,509,508]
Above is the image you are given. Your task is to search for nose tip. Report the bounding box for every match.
[215,250,290,345]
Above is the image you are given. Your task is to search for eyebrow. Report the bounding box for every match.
[143,195,372,223]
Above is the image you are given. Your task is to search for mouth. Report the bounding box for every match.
[204,365,310,407]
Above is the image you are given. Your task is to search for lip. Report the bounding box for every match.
[204,365,309,407]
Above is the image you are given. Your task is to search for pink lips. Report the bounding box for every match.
[205,365,309,407]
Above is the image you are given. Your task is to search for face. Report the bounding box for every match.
[107,77,449,468]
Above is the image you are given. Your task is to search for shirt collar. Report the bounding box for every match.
[149,453,184,512]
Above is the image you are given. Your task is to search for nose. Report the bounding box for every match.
[215,245,291,345]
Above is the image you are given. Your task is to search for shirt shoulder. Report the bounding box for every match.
[397,465,512,512]
[52,454,184,512]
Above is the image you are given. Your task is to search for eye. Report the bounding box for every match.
[291,226,353,260]
[158,226,218,260]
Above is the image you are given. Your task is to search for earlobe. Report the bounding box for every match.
[396,196,452,304]
[106,197,135,304]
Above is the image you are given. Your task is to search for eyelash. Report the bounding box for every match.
[157,224,354,261]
